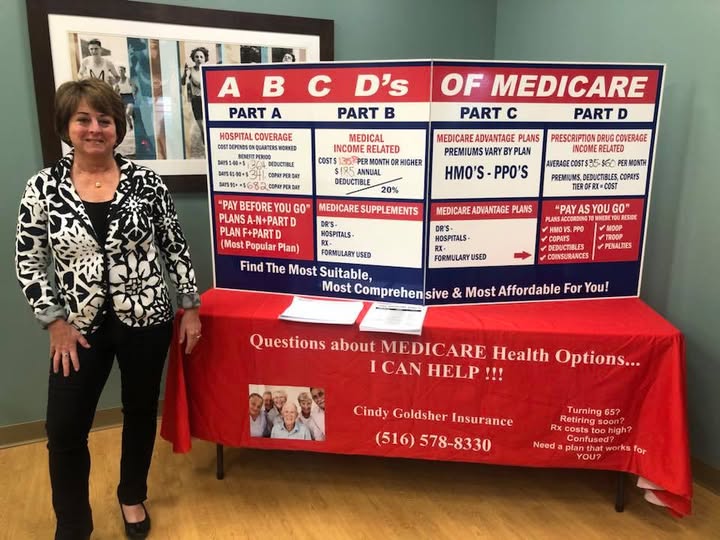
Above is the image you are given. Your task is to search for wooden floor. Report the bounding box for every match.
[0,425,717,539]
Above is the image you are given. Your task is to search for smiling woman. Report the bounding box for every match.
[14,78,202,539]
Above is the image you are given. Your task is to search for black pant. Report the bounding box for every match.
[46,312,173,540]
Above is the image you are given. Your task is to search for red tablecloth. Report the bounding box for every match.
[161,289,691,516]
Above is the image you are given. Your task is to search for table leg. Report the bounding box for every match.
[216,443,224,480]
[615,471,625,512]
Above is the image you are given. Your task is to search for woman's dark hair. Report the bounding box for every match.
[54,78,127,146]
[190,47,210,62]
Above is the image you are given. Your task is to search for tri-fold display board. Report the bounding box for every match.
[203,60,664,305]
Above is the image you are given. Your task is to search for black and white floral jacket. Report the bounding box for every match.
[15,151,200,335]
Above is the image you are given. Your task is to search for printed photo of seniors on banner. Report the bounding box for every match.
[248,385,326,441]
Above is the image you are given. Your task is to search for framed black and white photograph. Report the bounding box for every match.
[26,0,334,191]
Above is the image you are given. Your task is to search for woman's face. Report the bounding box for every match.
[249,396,262,418]
[299,398,312,416]
[193,51,207,65]
[67,99,117,157]
[282,53,294,63]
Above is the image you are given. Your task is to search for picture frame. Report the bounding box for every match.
[26,0,334,192]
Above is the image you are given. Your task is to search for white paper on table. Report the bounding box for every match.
[359,303,427,335]
[279,296,364,325]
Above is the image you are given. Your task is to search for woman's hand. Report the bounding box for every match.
[178,307,202,354]
[48,319,91,377]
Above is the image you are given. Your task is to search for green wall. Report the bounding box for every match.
[496,0,720,468]
[1,0,496,423]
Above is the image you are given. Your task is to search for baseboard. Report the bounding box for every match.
[0,400,164,449]
[693,458,720,495]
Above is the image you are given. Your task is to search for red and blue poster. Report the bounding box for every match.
[202,60,664,304]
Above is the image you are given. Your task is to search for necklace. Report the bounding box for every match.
[73,160,116,189]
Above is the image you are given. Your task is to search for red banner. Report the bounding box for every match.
[161,289,691,516]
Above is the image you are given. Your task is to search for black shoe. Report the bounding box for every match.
[119,501,151,539]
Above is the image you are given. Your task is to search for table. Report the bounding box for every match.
[160,289,691,516]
